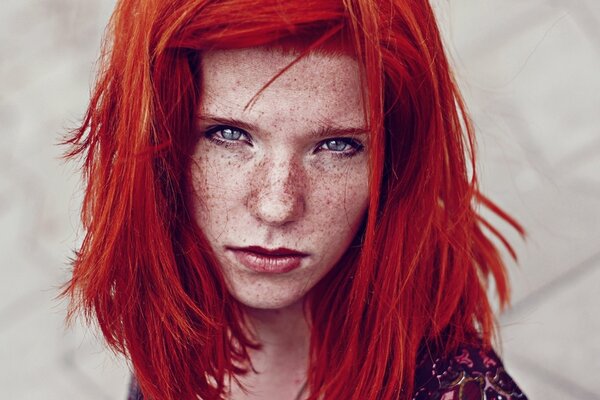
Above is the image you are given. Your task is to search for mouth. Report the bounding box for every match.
[228,246,309,274]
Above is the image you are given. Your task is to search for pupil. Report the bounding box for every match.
[222,128,241,140]
[328,140,347,151]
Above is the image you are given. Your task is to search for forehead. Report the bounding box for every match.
[199,47,366,129]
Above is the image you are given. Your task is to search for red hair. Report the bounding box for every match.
[64,0,522,399]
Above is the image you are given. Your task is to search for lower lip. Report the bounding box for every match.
[232,250,305,274]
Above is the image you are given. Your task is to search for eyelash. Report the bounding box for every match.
[203,124,364,158]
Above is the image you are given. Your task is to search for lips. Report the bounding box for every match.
[229,246,308,274]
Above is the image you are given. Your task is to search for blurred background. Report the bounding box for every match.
[0,0,598,399]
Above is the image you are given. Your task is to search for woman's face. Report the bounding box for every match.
[192,47,369,310]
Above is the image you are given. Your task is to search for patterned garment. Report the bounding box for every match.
[128,345,527,400]
[412,345,528,400]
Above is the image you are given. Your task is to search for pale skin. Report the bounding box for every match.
[191,47,369,399]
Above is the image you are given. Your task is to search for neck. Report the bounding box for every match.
[245,299,310,350]
[229,300,310,399]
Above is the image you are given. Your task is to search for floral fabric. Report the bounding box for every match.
[412,345,528,400]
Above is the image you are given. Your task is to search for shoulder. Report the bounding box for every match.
[127,376,143,400]
[412,343,528,400]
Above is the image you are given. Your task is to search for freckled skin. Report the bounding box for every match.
[191,47,369,310]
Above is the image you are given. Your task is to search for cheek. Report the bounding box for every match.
[307,162,369,239]
[190,145,250,228]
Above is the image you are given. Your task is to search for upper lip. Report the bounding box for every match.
[230,246,308,257]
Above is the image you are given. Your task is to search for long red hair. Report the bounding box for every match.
[64,0,522,399]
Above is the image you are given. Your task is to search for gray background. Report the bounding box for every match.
[1,0,598,398]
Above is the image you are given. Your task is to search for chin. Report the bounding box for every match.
[231,286,307,311]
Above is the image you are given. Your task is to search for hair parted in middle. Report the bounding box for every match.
[64,0,522,399]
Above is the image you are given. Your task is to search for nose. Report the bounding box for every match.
[248,157,306,226]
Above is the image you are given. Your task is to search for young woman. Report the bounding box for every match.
[64,0,528,399]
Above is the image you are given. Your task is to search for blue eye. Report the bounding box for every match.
[205,125,251,145]
[220,127,243,140]
[323,139,350,152]
[318,138,363,155]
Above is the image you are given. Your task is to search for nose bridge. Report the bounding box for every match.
[250,152,305,225]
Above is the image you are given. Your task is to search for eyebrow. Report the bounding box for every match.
[198,115,258,133]
[198,114,368,138]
